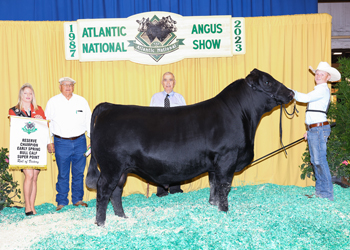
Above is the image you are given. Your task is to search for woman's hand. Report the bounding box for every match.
[47,143,55,153]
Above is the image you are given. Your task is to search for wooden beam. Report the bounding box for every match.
[332,36,350,39]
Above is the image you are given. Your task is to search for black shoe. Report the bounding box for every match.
[156,186,169,197]
[333,181,350,188]
[25,211,33,216]
[170,188,183,194]
[169,184,183,194]
[156,192,169,197]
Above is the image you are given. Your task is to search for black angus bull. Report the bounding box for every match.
[136,16,177,43]
[86,69,294,226]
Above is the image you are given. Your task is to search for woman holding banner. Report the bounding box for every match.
[9,83,46,216]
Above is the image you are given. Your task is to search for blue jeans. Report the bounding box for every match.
[307,124,333,201]
[54,135,87,205]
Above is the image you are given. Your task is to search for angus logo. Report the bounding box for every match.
[128,15,185,62]
[22,122,37,134]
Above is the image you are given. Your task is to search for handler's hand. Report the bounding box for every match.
[47,143,55,153]
[303,132,307,140]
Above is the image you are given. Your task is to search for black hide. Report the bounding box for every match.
[86,69,294,226]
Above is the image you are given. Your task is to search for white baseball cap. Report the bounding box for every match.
[59,77,76,84]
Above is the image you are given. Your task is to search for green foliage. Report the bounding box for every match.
[0,148,21,210]
[299,57,350,180]
[299,145,315,181]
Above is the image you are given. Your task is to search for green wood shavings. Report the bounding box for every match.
[1,184,350,249]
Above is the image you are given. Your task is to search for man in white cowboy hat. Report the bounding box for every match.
[293,62,341,201]
[46,77,92,211]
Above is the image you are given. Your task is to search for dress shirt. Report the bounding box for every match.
[45,93,91,138]
[150,91,186,107]
[293,83,330,125]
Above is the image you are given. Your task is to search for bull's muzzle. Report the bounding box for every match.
[289,91,295,101]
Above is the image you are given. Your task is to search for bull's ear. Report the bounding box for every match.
[250,68,259,75]
[246,68,259,87]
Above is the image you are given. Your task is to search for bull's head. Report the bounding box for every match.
[25,122,35,129]
[136,17,150,32]
[245,69,294,105]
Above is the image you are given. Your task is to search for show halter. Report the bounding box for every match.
[279,101,299,155]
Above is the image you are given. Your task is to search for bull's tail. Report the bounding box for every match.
[86,103,110,190]
[86,150,99,190]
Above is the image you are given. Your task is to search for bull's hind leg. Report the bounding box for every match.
[95,173,119,227]
[110,172,127,218]
[208,171,219,206]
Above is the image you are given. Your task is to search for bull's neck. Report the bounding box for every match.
[218,81,269,140]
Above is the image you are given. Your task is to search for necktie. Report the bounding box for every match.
[164,94,170,108]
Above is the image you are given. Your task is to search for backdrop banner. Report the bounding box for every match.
[0,13,332,205]
[64,11,245,65]
[9,116,48,170]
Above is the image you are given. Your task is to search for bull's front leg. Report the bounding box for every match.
[217,180,232,212]
[214,154,236,212]
[208,171,219,206]
[110,173,127,218]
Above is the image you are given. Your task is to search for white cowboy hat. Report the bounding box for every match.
[309,62,341,82]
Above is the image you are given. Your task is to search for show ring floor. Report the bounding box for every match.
[1,184,350,249]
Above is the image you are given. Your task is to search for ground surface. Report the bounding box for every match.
[1,184,350,249]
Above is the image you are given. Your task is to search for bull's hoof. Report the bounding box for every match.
[115,211,127,218]
[209,199,219,206]
[95,220,105,227]
[218,205,228,212]
[116,214,128,219]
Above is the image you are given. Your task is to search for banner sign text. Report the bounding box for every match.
[9,116,48,170]
[64,12,245,65]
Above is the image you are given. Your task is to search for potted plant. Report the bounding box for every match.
[0,148,21,211]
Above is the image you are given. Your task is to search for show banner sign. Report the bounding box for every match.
[9,116,49,170]
[64,12,245,65]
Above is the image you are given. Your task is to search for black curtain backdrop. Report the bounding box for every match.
[0,0,317,21]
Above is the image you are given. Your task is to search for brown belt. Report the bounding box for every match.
[54,134,84,140]
[307,121,329,130]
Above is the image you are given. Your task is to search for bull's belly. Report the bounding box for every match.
[128,160,212,185]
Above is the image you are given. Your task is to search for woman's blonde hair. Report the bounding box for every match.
[16,83,38,111]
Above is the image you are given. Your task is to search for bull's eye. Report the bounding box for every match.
[265,81,270,85]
